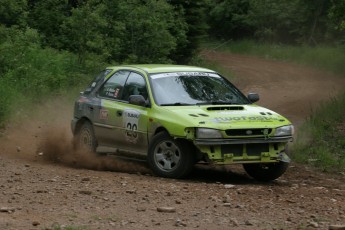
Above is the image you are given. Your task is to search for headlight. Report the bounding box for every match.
[274,125,294,136]
[196,128,222,139]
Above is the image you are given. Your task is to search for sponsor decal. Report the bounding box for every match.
[114,88,120,98]
[123,109,141,143]
[99,109,108,120]
[150,72,220,79]
[212,116,280,123]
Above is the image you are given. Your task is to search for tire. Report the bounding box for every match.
[243,161,289,182]
[148,132,195,179]
[74,121,97,153]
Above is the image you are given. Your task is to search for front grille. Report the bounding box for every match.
[247,143,269,156]
[221,144,243,156]
[225,128,272,136]
[221,143,269,157]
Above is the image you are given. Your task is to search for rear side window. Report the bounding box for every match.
[84,69,112,94]
[98,70,148,103]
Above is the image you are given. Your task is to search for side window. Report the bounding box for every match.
[122,72,148,101]
[98,70,129,99]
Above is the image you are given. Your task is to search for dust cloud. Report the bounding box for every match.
[38,126,150,174]
[0,95,150,175]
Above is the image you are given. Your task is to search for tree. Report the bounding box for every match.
[208,0,253,40]
[0,0,28,27]
[297,0,332,45]
[328,0,345,39]
[28,0,73,48]
[112,0,185,63]
[168,0,209,63]
[60,1,108,63]
[248,0,306,43]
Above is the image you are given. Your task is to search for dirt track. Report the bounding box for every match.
[1,51,345,230]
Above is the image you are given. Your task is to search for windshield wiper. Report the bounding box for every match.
[160,102,193,106]
[196,101,236,105]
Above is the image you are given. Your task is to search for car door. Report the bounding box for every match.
[95,70,149,155]
[93,70,129,148]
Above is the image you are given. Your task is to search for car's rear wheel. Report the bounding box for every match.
[74,121,97,153]
[243,161,289,182]
[148,132,195,178]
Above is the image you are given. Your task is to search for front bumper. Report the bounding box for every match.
[194,136,293,145]
[194,136,293,164]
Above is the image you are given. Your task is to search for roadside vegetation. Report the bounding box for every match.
[0,26,92,127]
[1,0,345,172]
[0,0,208,127]
[45,224,88,230]
[203,40,345,76]
[293,93,345,173]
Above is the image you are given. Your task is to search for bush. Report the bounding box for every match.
[0,26,92,125]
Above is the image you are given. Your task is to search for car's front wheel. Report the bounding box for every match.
[148,132,195,178]
[243,161,289,182]
[74,121,97,153]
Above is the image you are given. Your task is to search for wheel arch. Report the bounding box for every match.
[154,126,169,136]
[150,125,198,159]
[74,117,93,135]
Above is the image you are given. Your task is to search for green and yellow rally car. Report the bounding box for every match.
[71,65,294,181]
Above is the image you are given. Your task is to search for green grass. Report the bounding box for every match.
[292,93,345,172]
[203,40,345,173]
[203,39,345,76]
[43,224,89,230]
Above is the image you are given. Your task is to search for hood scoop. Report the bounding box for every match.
[207,106,244,111]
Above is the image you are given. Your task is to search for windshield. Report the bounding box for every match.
[150,72,250,106]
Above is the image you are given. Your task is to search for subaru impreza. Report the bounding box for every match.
[71,65,293,181]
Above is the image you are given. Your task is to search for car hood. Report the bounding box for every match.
[160,104,291,129]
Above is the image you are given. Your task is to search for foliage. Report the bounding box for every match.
[292,94,345,172]
[248,0,307,43]
[0,0,211,126]
[0,25,90,126]
[110,0,185,63]
[328,1,345,35]
[208,0,253,40]
[168,0,210,63]
[28,0,72,48]
[208,0,345,45]
[27,0,200,64]
[60,1,108,63]
[0,0,28,27]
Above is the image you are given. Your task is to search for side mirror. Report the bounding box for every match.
[248,93,259,103]
[129,95,147,107]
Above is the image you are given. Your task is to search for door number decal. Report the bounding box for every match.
[123,109,140,143]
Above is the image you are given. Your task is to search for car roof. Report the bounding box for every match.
[106,64,215,74]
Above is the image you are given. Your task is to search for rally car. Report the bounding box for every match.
[71,65,294,181]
